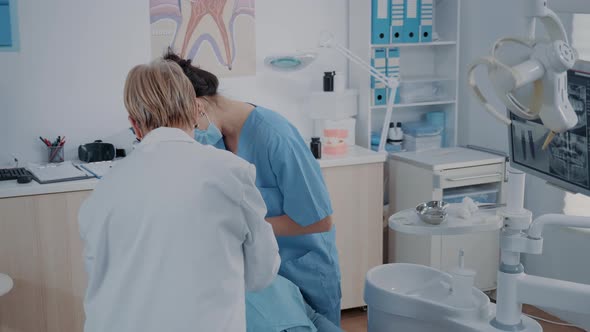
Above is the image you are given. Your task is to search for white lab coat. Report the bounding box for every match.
[79,127,280,332]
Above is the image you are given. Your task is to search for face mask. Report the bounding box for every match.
[194,112,223,146]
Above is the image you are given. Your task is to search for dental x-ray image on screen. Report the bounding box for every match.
[510,62,590,195]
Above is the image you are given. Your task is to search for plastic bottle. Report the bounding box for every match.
[310,137,322,159]
[323,72,335,92]
[395,122,404,140]
[388,122,396,141]
[448,249,476,308]
[387,122,403,152]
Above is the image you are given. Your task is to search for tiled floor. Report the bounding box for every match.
[341,305,586,332]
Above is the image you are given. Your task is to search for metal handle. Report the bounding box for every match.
[446,173,502,182]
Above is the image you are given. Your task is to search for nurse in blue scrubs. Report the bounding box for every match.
[164,51,342,326]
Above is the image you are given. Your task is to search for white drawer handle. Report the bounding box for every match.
[446,173,502,182]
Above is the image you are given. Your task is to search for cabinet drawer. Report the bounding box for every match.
[436,163,504,189]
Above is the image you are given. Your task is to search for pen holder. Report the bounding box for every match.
[48,145,65,163]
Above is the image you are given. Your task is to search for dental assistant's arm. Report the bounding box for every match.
[267,215,333,237]
[241,165,281,291]
[269,136,334,237]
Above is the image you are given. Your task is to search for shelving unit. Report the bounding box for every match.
[349,0,461,149]
[371,100,456,109]
[398,75,455,83]
[369,40,457,48]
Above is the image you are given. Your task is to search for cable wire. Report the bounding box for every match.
[525,314,586,331]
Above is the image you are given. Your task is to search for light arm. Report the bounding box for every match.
[319,32,391,87]
[319,32,400,151]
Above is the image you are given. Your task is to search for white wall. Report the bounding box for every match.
[0,0,348,166]
[458,1,590,329]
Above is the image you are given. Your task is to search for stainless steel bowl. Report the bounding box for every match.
[416,201,448,225]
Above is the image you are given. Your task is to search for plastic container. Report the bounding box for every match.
[399,81,445,104]
[48,146,65,163]
[426,111,446,146]
[402,122,442,152]
[402,121,443,137]
[306,89,358,120]
[371,131,381,146]
[386,141,403,153]
[443,184,500,204]
[404,134,442,152]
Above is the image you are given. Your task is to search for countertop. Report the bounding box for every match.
[317,145,387,168]
[0,145,385,199]
[389,147,506,171]
[0,178,98,199]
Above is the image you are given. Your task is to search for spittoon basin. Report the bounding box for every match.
[364,264,491,324]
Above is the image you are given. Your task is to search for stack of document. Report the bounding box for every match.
[78,161,118,179]
[27,161,92,184]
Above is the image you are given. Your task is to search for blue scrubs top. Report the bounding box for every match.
[222,106,342,321]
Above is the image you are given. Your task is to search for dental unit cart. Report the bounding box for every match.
[388,147,507,290]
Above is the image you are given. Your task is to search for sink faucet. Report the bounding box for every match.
[491,167,590,330]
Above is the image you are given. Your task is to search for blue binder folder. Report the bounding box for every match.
[372,0,391,44]
[372,48,388,106]
[419,0,433,42]
[0,3,12,47]
[390,0,404,43]
[403,0,420,43]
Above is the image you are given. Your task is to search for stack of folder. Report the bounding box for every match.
[372,0,434,44]
[371,47,401,106]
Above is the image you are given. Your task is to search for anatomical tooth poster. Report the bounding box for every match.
[150,0,256,78]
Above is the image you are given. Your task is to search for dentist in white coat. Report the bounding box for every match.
[78,60,280,332]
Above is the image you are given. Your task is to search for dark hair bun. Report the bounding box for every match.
[163,47,219,97]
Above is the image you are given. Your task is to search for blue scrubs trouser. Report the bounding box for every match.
[318,300,341,328]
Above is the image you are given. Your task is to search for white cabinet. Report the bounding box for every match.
[387,147,506,291]
[323,162,384,309]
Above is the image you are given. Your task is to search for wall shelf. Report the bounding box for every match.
[370,40,457,48]
[371,100,456,109]
[400,75,456,83]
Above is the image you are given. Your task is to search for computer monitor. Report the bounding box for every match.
[509,61,590,196]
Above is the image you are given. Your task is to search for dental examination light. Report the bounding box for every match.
[468,0,578,149]
[319,31,400,151]
[264,32,399,151]
[264,52,318,72]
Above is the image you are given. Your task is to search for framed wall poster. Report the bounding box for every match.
[150,0,256,77]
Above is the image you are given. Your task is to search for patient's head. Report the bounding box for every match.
[124,60,198,140]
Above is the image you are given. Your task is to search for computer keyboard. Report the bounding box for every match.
[0,168,30,181]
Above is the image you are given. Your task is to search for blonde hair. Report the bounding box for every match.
[124,60,197,132]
